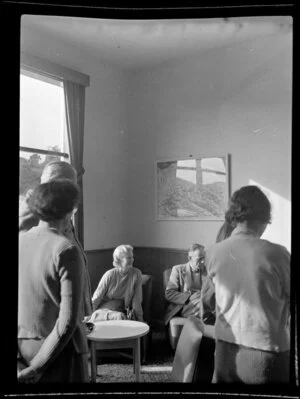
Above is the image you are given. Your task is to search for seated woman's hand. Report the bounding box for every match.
[107,311,126,320]
[87,309,127,322]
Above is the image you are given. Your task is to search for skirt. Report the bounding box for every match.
[213,339,290,384]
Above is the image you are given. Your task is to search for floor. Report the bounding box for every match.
[90,331,175,383]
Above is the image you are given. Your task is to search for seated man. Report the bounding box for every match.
[164,243,215,327]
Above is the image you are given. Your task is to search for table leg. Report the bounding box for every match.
[90,342,97,383]
[134,338,141,382]
[133,348,135,374]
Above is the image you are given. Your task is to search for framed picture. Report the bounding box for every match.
[155,155,230,220]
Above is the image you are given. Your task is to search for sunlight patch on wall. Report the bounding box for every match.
[249,180,291,251]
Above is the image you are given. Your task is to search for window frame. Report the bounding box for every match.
[19,146,69,160]
[19,51,90,163]
[19,52,90,245]
[21,51,90,86]
[19,68,70,190]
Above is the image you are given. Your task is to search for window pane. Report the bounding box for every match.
[20,74,66,153]
[19,70,71,203]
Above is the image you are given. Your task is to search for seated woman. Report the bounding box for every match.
[88,245,144,322]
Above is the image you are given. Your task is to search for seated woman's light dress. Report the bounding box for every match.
[91,266,143,322]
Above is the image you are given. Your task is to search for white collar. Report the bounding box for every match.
[189,263,200,273]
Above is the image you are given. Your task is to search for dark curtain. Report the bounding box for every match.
[64,80,86,246]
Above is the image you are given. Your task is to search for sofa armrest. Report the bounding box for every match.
[142,274,153,325]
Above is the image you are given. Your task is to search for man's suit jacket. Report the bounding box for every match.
[19,192,92,317]
[18,226,89,376]
[164,263,215,325]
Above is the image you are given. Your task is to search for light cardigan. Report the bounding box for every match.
[92,267,143,322]
[205,227,290,353]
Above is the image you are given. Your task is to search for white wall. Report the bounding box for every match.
[83,66,129,250]
[126,32,292,250]
[21,25,130,250]
[21,24,292,252]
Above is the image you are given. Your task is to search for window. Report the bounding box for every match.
[19,70,70,203]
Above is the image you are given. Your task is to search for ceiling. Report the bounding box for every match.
[21,15,292,70]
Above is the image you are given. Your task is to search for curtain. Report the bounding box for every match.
[295,298,299,386]
[64,80,86,246]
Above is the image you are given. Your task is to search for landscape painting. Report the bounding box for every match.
[156,155,229,220]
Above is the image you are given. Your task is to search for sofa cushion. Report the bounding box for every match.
[141,274,152,325]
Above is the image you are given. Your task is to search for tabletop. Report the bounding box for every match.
[86,320,149,342]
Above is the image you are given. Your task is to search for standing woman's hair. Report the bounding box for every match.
[225,185,271,225]
[28,179,80,221]
[216,221,235,243]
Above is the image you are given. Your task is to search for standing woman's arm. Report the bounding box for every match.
[279,247,291,324]
[281,247,291,300]
[18,245,84,382]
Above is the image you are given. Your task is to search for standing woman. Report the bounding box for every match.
[19,161,93,321]
[18,180,89,383]
[206,185,290,383]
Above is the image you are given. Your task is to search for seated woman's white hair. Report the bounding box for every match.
[113,245,133,267]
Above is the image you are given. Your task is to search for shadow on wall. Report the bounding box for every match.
[249,179,291,252]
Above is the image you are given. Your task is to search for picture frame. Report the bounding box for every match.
[155,154,230,221]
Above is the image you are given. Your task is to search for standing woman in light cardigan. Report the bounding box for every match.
[205,185,290,383]
[18,180,89,383]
